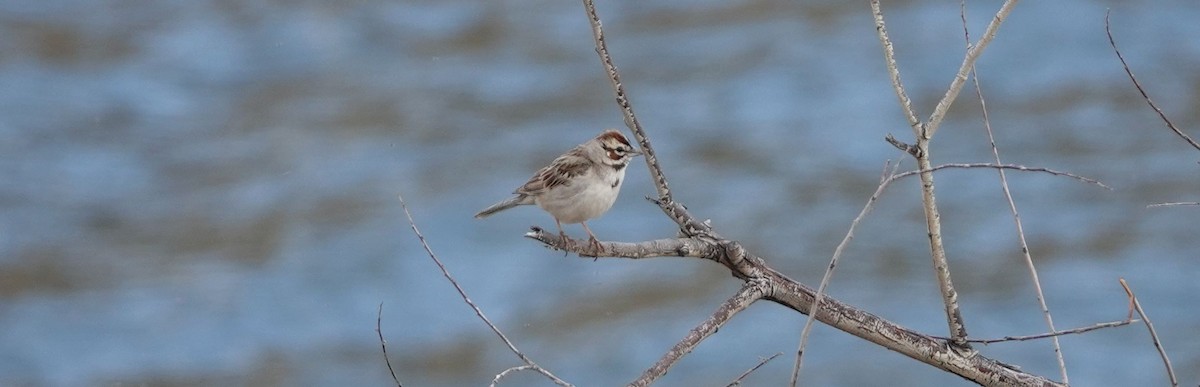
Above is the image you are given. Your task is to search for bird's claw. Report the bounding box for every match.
[587,236,603,253]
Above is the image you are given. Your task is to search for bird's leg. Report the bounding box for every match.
[580,221,603,252]
[555,219,574,250]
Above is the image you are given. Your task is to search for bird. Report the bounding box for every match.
[475,129,642,250]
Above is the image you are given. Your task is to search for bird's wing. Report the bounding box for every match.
[516,147,591,196]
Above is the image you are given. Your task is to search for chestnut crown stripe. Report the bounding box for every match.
[597,129,632,147]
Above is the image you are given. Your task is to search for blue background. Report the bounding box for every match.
[0,0,1196,385]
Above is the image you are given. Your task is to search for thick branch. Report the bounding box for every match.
[525,227,719,260]
[530,198,1064,386]
[761,262,1061,386]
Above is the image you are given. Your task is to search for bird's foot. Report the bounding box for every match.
[586,236,604,253]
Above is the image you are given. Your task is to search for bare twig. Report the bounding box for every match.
[893,163,1111,189]
[791,161,903,385]
[630,282,767,387]
[1120,278,1179,386]
[727,352,782,387]
[491,365,537,387]
[582,0,673,203]
[1147,202,1200,208]
[399,194,572,387]
[884,133,923,158]
[871,0,921,135]
[376,303,403,387]
[874,0,1020,348]
[925,0,1020,139]
[961,3,1067,382]
[933,319,1134,344]
[1105,10,1200,152]
[525,227,718,259]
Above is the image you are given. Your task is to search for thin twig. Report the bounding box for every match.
[893,163,1111,189]
[581,0,673,203]
[932,319,1133,344]
[791,161,903,385]
[1105,10,1200,152]
[630,282,766,387]
[727,352,782,387]
[961,2,1067,382]
[885,133,923,158]
[1120,278,1179,387]
[1147,202,1200,208]
[870,0,921,136]
[491,365,537,387]
[399,194,572,387]
[376,303,403,387]
[924,0,1020,139]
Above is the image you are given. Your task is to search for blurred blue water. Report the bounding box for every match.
[0,0,1197,386]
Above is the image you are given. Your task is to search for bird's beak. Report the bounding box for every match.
[630,148,644,157]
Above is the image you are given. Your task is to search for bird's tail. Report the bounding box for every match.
[474,195,532,218]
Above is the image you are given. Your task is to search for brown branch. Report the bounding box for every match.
[399,194,572,387]
[1120,278,1179,386]
[581,0,673,203]
[376,303,403,387]
[894,163,1111,189]
[1105,11,1200,152]
[630,282,767,387]
[727,352,782,387]
[525,226,719,260]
